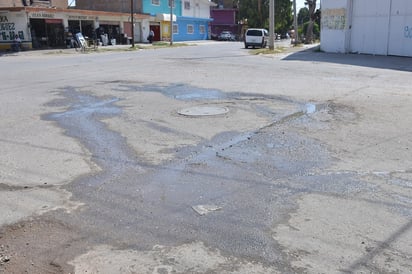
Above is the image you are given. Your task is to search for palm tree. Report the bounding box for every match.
[304,0,316,43]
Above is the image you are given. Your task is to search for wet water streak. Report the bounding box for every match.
[46,87,140,185]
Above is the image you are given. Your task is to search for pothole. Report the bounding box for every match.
[177,106,229,117]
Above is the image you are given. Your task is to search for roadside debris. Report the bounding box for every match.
[0,245,10,265]
[192,204,222,216]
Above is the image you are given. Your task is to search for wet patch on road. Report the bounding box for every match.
[45,86,144,188]
[35,83,384,272]
[108,81,295,104]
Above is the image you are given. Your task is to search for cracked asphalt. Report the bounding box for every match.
[0,41,411,273]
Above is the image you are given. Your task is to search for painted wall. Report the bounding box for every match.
[0,11,30,50]
[209,8,237,37]
[321,0,412,57]
[387,0,412,56]
[181,0,214,18]
[320,0,348,53]
[350,0,391,55]
[174,16,210,41]
[210,8,236,24]
[142,0,182,16]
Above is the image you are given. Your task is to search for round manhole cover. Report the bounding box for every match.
[178,106,229,117]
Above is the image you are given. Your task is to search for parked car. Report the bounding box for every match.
[218,31,236,41]
[244,28,268,49]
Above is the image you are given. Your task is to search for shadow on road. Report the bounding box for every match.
[283,47,412,72]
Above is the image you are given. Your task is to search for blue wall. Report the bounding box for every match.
[174,17,211,41]
[142,0,182,16]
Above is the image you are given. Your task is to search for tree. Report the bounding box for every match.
[298,7,309,25]
[304,0,316,44]
[238,0,292,36]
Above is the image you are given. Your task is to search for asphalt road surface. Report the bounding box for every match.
[1,41,411,273]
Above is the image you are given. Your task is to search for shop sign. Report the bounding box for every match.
[68,15,97,21]
[30,13,55,19]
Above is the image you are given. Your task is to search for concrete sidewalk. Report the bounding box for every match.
[1,39,302,57]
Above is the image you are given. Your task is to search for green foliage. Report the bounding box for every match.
[238,0,293,35]
[302,21,319,37]
[298,7,309,25]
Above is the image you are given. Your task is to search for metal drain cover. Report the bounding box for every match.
[178,106,229,117]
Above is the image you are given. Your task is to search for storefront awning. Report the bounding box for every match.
[156,13,176,22]
[45,19,63,24]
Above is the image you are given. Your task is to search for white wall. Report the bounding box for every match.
[350,0,391,55]
[181,0,212,18]
[321,0,412,57]
[320,0,349,53]
[0,11,29,41]
[388,0,412,56]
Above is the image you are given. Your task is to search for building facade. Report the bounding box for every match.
[321,0,412,57]
[0,6,150,50]
[209,7,238,39]
[175,0,214,41]
[76,0,213,42]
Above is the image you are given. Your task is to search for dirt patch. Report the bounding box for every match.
[69,242,278,274]
[0,217,83,274]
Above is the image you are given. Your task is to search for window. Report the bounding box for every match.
[152,0,160,5]
[187,25,194,34]
[184,1,190,9]
[199,25,205,34]
[168,0,176,8]
[173,24,178,34]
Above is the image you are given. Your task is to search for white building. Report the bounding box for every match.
[321,0,412,57]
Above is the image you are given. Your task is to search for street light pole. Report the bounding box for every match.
[131,0,135,47]
[170,0,173,46]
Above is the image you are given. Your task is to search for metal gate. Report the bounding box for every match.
[349,0,412,56]
[349,0,391,55]
[387,0,412,56]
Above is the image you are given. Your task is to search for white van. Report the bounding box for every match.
[244,28,268,49]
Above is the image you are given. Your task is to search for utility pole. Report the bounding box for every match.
[269,0,274,50]
[131,0,135,47]
[293,0,298,45]
[170,0,174,46]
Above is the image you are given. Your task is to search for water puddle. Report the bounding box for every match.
[305,103,317,114]
[304,102,327,114]
[113,82,227,101]
[45,87,142,184]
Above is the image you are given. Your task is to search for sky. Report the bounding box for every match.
[296,0,306,10]
[296,0,321,11]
